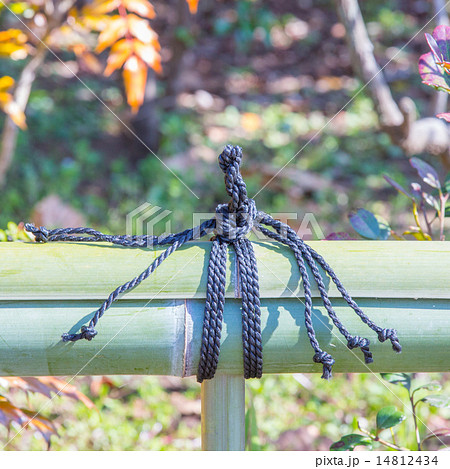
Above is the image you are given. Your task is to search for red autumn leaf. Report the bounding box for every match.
[419,25,450,93]
[437,112,450,122]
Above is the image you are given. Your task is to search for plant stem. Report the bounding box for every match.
[421,202,433,238]
[412,202,429,237]
[410,396,422,451]
[439,193,449,241]
[358,423,409,451]
[390,427,397,447]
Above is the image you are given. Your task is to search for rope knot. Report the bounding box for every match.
[218,145,249,211]
[62,325,98,342]
[214,199,257,241]
[215,145,259,243]
[378,328,402,353]
[25,223,49,243]
[347,336,373,364]
[313,351,335,380]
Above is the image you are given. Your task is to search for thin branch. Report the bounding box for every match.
[0,0,77,188]
[0,45,47,188]
[439,193,449,240]
[335,0,404,128]
[410,396,422,451]
[358,423,409,451]
[335,0,450,172]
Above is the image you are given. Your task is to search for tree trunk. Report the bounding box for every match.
[335,0,404,128]
[0,0,76,187]
[0,46,47,188]
[335,0,450,171]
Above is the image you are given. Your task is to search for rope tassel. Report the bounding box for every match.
[25,144,401,381]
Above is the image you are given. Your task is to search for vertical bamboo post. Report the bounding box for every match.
[201,375,246,451]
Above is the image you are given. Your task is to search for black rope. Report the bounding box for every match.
[25,144,401,382]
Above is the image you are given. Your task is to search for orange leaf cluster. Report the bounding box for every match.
[0,76,27,129]
[0,28,29,60]
[82,0,161,113]
[0,396,57,448]
[0,376,96,448]
[2,377,95,409]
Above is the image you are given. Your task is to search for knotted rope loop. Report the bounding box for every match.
[62,325,98,342]
[214,199,257,242]
[313,351,335,380]
[347,336,373,364]
[25,224,49,243]
[25,144,402,382]
[218,145,246,207]
[377,328,402,353]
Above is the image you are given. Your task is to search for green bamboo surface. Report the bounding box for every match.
[0,241,449,377]
[201,375,245,450]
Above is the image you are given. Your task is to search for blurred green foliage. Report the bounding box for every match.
[2,373,448,450]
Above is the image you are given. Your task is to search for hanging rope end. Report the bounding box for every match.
[378,328,402,353]
[62,325,98,342]
[347,336,374,364]
[313,351,335,380]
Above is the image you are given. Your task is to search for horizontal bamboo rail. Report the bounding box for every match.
[0,241,449,377]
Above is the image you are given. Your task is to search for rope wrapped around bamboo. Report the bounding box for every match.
[23,145,405,381]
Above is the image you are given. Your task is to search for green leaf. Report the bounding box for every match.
[410,157,441,190]
[6,221,18,233]
[423,193,440,212]
[384,175,412,199]
[410,182,423,201]
[330,434,373,451]
[349,208,380,240]
[376,406,406,431]
[419,395,450,408]
[413,382,442,394]
[380,373,411,391]
[376,216,391,240]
